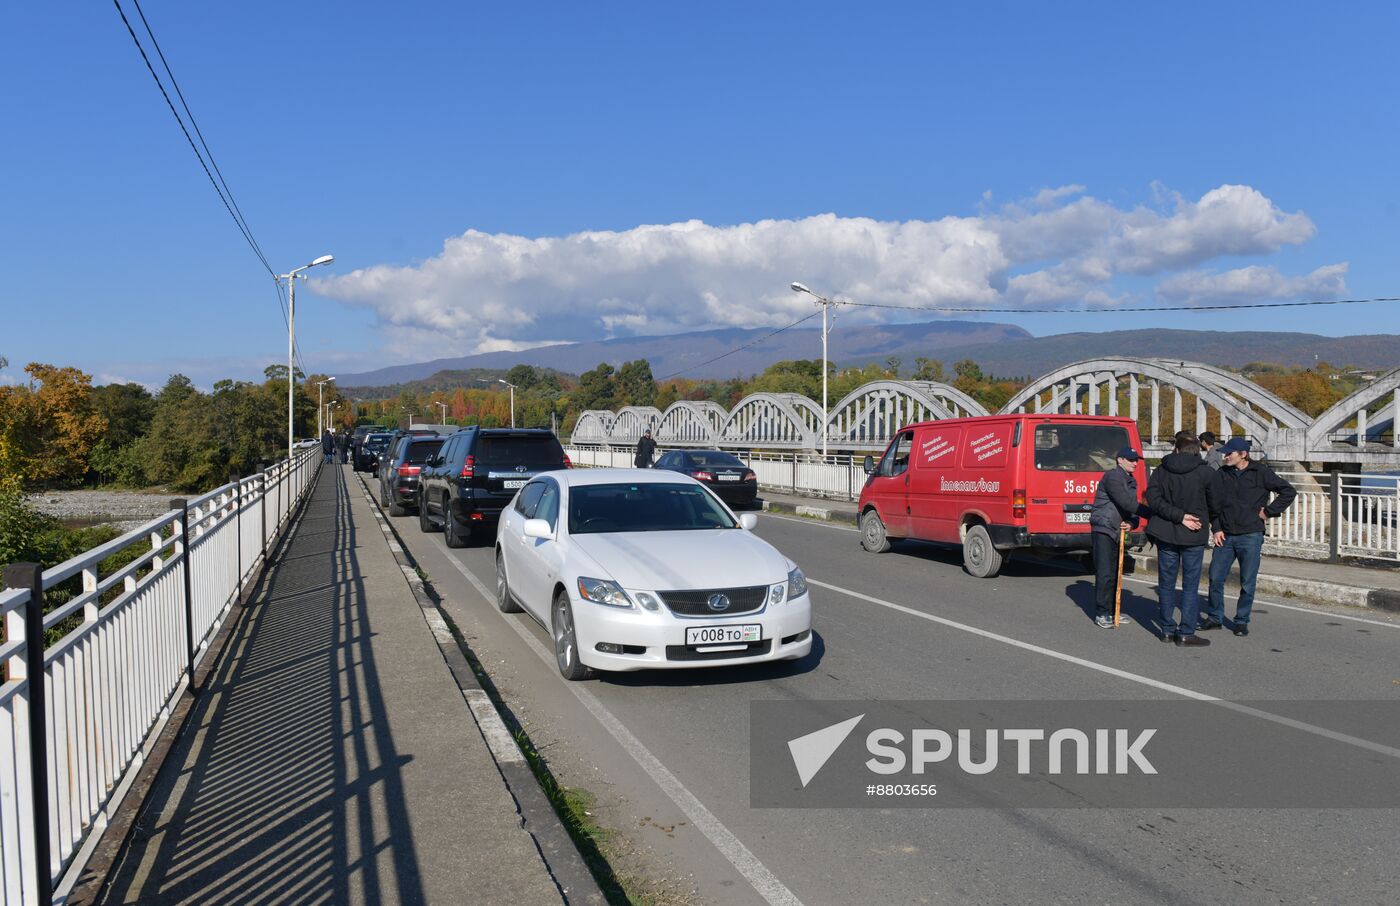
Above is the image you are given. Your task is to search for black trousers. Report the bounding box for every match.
[1092,531,1122,618]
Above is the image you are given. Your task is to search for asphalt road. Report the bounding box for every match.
[359,473,1400,906]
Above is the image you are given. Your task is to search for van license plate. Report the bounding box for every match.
[1065,512,1090,524]
[686,624,761,645]
[503,479,527,489]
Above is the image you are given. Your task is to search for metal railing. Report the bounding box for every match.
[564,446,1400,562]
[0,448,321,905]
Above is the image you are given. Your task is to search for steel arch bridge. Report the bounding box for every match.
[568,363,1400,465]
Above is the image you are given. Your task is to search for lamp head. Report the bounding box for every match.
[790,282,810,294]
[310,254,335,268]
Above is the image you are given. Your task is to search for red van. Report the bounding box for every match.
[857,414,1148,578]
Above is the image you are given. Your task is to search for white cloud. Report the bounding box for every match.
[1156,263,1348,306]
[312,183,1331,355]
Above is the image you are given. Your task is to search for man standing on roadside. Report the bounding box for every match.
[1089,447,1147,628]
[1199,432,1223,470]
[1146,431,1220,647]
[322,430,334,464]
[1202,438,1297,637]
[634,428,657,468]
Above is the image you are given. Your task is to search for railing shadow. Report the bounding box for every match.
[98,467,424,905]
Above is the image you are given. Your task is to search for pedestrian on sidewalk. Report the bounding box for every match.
[1199,432,1223,471]
[635,429,657,468]
[1089,447,1148,628]
[322,430,334,463]
[1145,431,1221,647]
[1202,438,1297,637]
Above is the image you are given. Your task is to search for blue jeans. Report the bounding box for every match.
[1157,542,1204,637]
[1207,532,1264,626]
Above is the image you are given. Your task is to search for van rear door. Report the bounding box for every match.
[1026,421,1132,535]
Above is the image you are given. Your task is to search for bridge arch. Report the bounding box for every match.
[823,380,988,449]
[656,400,728,446]
[999,357,1299,456]
[1306,367,1400,456]
[610,406,664,444]
[718,393,818,448]
[570,410,616,444]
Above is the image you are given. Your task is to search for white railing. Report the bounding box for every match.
[0,448,321,905]
[565,446,1399,562]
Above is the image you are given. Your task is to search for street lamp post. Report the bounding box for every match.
[498,379,517,428]
[326,400,340,433]
[401,407,415,430]
[316,377,336,438]
[275,254,335,460]
[435,401,449,424]
[790,282,839,457]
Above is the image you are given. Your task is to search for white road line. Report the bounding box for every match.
[808,576,1400,760]
[433,539,806,906]
[762,512,1400,630]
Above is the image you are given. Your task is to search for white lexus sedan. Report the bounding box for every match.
[494,468,813,679]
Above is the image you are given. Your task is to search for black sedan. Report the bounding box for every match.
[653,449,758,507]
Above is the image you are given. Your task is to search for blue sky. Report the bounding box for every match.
[4,2,1398,388]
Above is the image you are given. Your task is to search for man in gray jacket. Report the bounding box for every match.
[1089,447,1146,628]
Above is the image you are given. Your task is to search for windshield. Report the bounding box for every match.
[366,433,394,447]
[1034,425,1128,472]
[686,451,745,468]
[568,482,738,534]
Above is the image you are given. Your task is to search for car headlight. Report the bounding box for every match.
[577,577,632,608]
[786,567,807,600]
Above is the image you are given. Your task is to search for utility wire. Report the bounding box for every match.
[114,0,310,374]
[835,295,1400,315]
[658,310,823,381]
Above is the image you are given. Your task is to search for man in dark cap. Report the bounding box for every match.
[634,429,657,468]
[1202,438,1297,636]
[1088,447,1147,628]
[1145,430,1220,646]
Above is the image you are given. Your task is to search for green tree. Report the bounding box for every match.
[616,359,657,408]
[91,383,155,448]
[574,363,618,410]
[506,364,540,390]
[912,357,945,382]
[953,359,983,382]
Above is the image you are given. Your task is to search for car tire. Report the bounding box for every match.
[444,507,467,548]
[419,497,438,533]
[860,510,893,553]
[552,591,593,681]
[496,551,522,613]
[963,524,1003,578]
[388,498,406,517]
[380,482,390,507]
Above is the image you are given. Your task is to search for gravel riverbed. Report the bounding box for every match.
[27,490,176,530]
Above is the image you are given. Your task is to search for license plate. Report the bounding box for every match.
[718,474,741,481]
[503,479,527,489]
[1065,512,1090,524]
[685,624,761,645]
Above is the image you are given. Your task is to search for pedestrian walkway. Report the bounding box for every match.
[94,466,563,905]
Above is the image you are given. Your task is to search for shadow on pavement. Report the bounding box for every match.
[98,468,425,906]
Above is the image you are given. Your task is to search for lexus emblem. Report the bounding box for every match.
[707,594,731,612]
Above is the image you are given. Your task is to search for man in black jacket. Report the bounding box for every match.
[1202,438,1297,636]
[634,429,657,468]
[1145,431,1220,647]
[1089,447,1147,628]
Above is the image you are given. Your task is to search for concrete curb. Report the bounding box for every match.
[758,497,1398,614]
[352,473,606,906]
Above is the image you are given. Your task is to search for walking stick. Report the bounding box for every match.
[1113,524,1127,627]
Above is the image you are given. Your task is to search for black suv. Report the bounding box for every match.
[354,432,395,472]
[418,428,570,547]
[378,434,445,516]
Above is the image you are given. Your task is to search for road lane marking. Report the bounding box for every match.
[807,577,1400,761]
[761,512,1400,630]
[433,539,806,906]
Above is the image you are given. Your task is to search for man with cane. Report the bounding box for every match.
[1089,447,1146,628]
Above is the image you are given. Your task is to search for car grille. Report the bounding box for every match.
[666,640,772,661]
[660,585,768,617]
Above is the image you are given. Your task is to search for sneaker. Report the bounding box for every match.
[1160,632,1177,643]
[1233,624,1249,637]
[1094,614,1115,628]
[1175,634,1211,647]
[1197,618,1224,631]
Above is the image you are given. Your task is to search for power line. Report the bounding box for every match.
[658,310,823,381]
[835,295,1400,315]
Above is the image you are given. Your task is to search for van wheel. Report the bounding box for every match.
[963,525,1003,578]
[860,511,892,553]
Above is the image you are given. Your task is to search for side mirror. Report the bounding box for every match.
[739,513,758,530]
[523,518,553,540]
[863,455,875,474]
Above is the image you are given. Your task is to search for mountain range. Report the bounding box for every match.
[337,320,1400,394]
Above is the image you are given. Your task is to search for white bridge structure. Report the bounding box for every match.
[571,358,1400,467]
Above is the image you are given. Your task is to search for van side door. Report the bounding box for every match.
[907,425,966,542]
[868,430,915,536]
